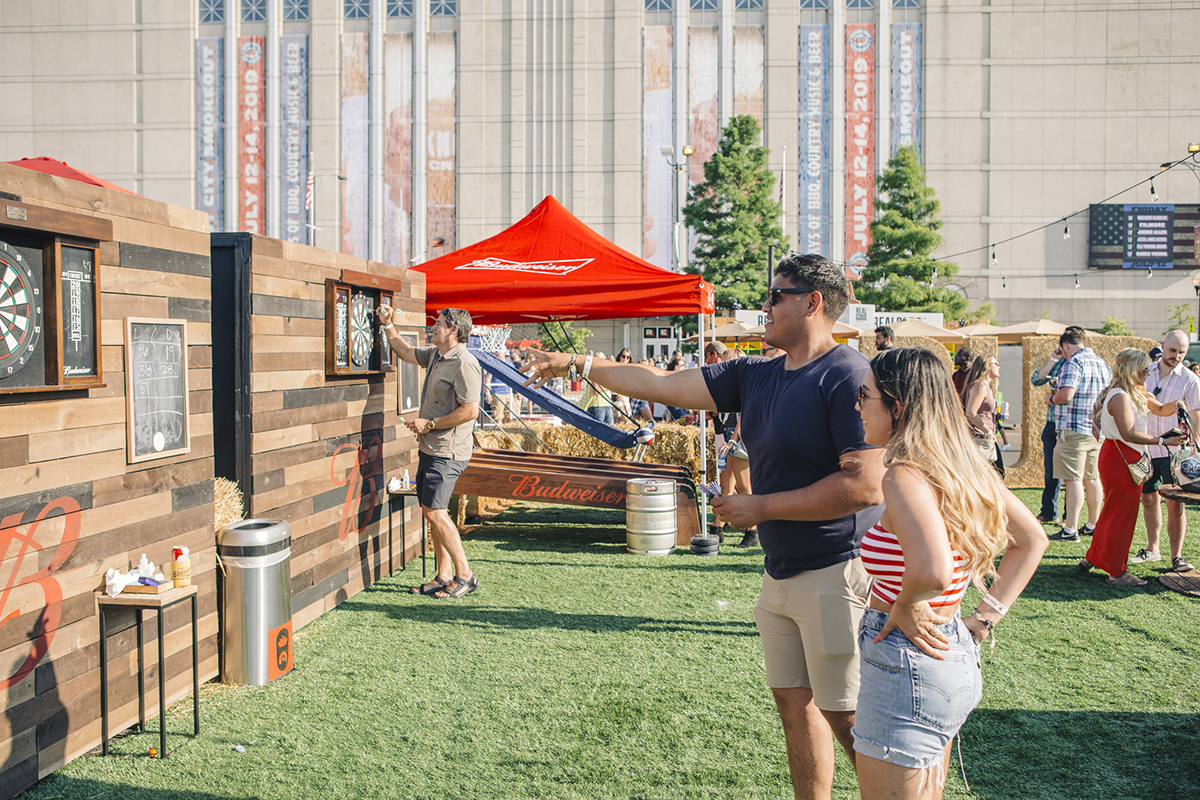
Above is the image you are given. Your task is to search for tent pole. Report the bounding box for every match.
[698,309,708,541]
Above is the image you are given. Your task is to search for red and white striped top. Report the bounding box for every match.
[860,523,970,608]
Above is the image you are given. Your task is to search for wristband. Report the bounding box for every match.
[969,610,994,632]
[981,593,1009,617]
[582,354,594,380]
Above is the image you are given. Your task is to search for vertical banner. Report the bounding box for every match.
[195,38,224,231]
[238,37,266,234]
[427,32,456,253]
[341,32,369,256]
[845,24,875,277]
[280,35,309,243]
[642,25,673,270]
[734,26,764,123]
[891,23,922,158]
[384,33,413,267]
[689,27,719,259]
[799,25,829,256]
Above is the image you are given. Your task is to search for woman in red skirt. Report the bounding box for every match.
[1081,349,1186,586]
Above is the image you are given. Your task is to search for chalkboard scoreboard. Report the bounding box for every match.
[124,318,191,463]
[1088,203,1200,270]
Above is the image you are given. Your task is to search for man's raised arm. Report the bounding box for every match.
[522,348,718,412]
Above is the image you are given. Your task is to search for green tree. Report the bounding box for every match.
[682,115,785,313]
[1164,302,1194,337]
[855,146,981,319]
[536,321,591,354]
[1099,316,1136,337]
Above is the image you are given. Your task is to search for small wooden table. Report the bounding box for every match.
[97,585,200,757]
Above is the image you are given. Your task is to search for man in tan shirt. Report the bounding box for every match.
[377,306,483,599]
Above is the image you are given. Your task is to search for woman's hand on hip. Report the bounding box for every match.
[876,600,952,659]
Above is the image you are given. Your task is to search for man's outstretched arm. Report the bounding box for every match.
[522,348,719,412]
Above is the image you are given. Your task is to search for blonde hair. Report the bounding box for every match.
[1092,348,1150,429]
[871,348,1009,591]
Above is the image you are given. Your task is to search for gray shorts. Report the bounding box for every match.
[417,451,469,510]
[852,609,982,769]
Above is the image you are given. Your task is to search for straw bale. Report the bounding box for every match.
[214,477,245,530]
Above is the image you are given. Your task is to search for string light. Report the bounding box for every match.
[1148,265,1153,279]
[1074,275,1080,288]
[1001,276,1007,290]
[1063,223,1071,240]
[1150,179,1159,202]
[991,247,998,268]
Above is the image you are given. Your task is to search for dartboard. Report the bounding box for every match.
[0,241,41,376]
[349,291,375,367]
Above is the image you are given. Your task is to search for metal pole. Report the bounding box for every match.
[698,309,708,539]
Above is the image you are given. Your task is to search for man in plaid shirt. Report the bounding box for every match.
[1134,330,1200,571]
[1046,329,1111,542]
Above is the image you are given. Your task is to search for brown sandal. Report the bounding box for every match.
[410,576,451,596]
[1107,571,1147,587]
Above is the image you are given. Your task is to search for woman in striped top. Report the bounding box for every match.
[852,348,1048,799]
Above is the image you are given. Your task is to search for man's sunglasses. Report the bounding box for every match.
[768,288,814,306]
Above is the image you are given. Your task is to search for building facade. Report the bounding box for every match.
[2,0,1198,337]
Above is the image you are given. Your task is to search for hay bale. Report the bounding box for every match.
[214,477,245,530]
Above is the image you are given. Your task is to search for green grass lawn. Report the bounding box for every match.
[20,490,1200,800]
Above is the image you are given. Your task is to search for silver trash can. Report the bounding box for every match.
[218,519,294,685]
[626,478,677,555]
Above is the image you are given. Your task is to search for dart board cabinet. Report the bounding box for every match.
[0,202,106,394]
[325,269,400,376]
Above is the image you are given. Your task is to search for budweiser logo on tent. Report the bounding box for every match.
[456,257,593,275]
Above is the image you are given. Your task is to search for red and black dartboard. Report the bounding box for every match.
[0,240,41,377]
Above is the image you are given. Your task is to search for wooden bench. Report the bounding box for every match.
[455,448,702,545]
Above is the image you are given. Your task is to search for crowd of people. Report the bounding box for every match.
[383,260,1195,800]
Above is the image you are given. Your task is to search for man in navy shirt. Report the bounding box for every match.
[523,254,884,799]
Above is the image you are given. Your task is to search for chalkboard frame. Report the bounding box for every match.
[47,236,102,386]
[123,317,191,464]
[396,329,423,414]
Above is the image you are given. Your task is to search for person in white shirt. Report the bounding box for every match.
[1134,330,1200,572]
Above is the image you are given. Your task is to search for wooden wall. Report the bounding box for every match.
[218,235,424,631]
[0,164,217,798]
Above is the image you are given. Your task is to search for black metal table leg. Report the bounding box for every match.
[136,612,145,733]
[99,608,109,755]
[191,594,200,736]
[157,607,167,758]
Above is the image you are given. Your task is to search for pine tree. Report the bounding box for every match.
[855,146,984,319]
[682,115,785,312]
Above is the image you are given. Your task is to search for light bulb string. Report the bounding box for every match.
[825,151,1198,273]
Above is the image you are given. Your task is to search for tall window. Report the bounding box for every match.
[735,0,763,8]
[200,0,224,24]
[242,0,266,22]
[645,0,672,10]
[344,0,369,18]
[431,0,456,14]
[284,0,310,20]
[799,0,828,8]
[893,0,920,6]
[847,0,875,8]
[691,0,717,9]
[388,0,413,16]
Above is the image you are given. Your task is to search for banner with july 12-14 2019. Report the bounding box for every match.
[844,24,875,278]
[238,37,266,235]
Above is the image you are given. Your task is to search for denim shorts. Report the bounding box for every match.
[851,608,982,770]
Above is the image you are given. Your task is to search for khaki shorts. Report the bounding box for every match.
[1054,430,1101,481]
[753,559,870,712]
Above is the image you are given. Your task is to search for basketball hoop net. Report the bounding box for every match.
[474,325,512,354]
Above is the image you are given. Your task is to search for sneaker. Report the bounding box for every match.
[1130,549,1161,564]
[1080,524,1096,537]
[1172,557,1195,573]
[1048,528,1080,542]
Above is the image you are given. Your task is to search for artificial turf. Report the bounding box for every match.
[18,491,1200,800]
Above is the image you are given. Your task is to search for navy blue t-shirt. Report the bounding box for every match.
[703,345,883,579]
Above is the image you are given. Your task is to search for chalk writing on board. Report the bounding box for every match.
[127,320,189,460]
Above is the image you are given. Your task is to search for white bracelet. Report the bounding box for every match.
[982,593,1009,617]
[582,354,594,380]
[381,323,394,330]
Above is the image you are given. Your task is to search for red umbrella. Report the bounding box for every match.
[5,157,138,195]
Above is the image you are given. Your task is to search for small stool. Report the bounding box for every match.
[387,486,426,577]
[97,585,199,757]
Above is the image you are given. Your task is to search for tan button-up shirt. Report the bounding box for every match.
[414,342,482,460]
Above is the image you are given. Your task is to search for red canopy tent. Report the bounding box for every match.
[6,157,138,195]
[412,196,714,325]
